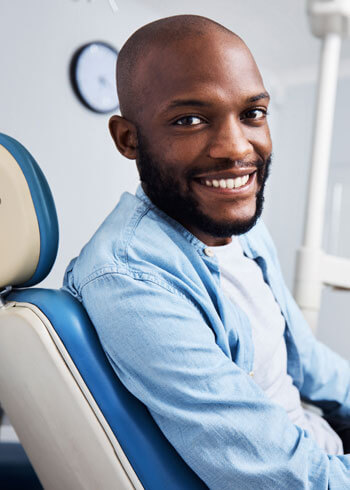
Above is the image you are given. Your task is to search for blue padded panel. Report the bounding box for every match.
[8,288,207,490]
[0,134,58,287]
[0,442,43,490]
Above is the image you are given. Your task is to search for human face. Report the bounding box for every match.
[137,131,271,241]
[135,34,272,245]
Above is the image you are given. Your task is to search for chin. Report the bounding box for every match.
[196,198,262,237]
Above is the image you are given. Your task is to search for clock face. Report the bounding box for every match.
[70,42,119,114]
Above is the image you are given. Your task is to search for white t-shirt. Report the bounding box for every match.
[213,236,343,455]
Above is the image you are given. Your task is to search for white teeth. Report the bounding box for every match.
[203,174,250,189]
[234,177,242,188]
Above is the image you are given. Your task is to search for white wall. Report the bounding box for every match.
[1,0,350,356]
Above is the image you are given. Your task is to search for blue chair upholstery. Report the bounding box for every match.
[0,133,207,489]
[0,133,58,288]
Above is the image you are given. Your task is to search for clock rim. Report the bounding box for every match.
[70,41,119,114]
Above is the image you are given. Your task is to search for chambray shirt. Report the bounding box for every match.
[63,185,350,489]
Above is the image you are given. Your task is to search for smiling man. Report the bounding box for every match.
[114,17,272,244]
[64,15,350,488]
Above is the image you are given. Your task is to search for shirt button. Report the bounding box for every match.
[204,248,214,257]
[249,371,254,377]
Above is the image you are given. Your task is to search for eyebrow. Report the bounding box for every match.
[167,99,210,109]
[165,92,270,111]
[247,92,270,103]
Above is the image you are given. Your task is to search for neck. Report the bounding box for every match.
[182,222,232,247]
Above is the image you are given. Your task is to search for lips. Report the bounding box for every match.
[194,168,256,180]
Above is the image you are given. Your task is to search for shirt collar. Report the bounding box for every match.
[136,185,209,253]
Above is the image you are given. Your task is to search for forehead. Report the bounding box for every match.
[136,34,265,116]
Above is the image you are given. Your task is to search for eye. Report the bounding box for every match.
[173,115,204,126]
[241,108,268,121]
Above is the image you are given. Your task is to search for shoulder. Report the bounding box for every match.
[62,191,148,297]
[62,190,203,299]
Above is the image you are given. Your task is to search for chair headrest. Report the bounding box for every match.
[0,133,59,289]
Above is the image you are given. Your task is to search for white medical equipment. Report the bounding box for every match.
[294,0,350,331]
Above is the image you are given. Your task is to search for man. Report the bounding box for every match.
[63,15,350,488]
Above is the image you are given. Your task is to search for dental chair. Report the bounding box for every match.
[0,133,207,489]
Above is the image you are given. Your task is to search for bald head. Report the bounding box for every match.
[117,15,246,121]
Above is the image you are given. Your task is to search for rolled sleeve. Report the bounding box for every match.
[284,286,350,425]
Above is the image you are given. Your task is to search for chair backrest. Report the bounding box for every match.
[0,134,58,290]
[0,134,207,489]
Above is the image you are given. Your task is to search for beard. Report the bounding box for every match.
[136,130,272,238]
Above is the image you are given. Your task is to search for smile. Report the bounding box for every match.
[202,174,250,189]
[194,170,257,194]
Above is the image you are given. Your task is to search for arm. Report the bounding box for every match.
[255,220,350,449]
[254,220,350,421]
[284,286,350,450]
[82,271,350,489]
[285,287,350,414]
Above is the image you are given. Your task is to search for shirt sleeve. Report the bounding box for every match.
[81,271,350,489]
[285,285,350,426]
[256,219,350,427]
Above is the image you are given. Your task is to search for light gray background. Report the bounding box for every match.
[1,0,350,357]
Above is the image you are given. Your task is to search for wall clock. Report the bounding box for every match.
[70,41,119,114]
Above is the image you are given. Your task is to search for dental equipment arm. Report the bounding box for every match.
[294,0,350,331]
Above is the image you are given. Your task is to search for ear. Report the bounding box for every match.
[109,115,138,160]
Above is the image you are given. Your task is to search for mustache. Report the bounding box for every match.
[187,155,270,180]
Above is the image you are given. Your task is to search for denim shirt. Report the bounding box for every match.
[63,185,350,489]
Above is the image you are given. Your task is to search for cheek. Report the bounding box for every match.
[160,131,205,162]
[152,140,201,178]
[257,128,272,156]
[245,126,272,156]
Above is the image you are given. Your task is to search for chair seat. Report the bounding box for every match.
[6,288,207,489]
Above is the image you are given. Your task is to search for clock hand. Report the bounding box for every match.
[98,76,113,89]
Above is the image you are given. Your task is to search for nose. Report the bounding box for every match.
[208,116,253,161]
